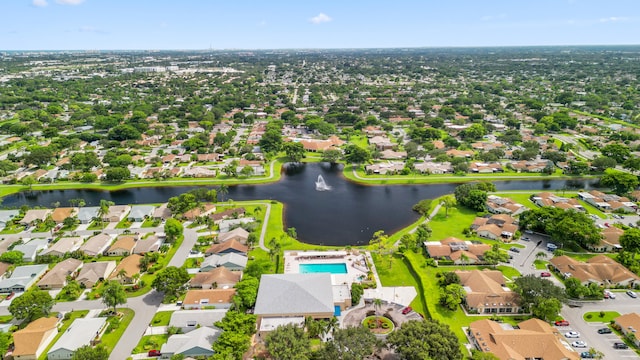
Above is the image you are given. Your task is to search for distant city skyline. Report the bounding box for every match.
[2,0,639,50]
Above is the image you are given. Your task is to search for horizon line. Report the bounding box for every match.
[3,43,640,52]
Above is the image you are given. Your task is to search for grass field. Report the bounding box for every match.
[101,308,135,353]
[132,334,169,354]
[583,311,620,323]
[150,311,173,326]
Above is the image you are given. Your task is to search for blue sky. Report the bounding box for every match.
[1,0,639,50]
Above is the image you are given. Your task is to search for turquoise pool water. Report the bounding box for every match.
[299,263,348,274]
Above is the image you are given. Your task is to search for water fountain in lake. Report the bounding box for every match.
[315,175,332,191]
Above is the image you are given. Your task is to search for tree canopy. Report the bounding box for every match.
[265,324,311,360]
[518,207,602,248]
[318,326,379,360]
[152,266,190,299]
[386,319,463,360]
[101,281,127,313]
[601,169,639,195]
[9,289,54,321]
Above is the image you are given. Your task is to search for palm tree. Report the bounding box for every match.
[536,251,547,260]
[460,252,469,267]
[97,200,114,229]
[441,195,457,218]
[373,298,383,327]
[218,184,229,202]
[324,316,339,336]
[117,269,128,283]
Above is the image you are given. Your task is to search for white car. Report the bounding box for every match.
[565,331,580,338]
[572,341,587,348]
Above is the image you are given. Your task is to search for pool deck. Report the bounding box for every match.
[283,250,369,285]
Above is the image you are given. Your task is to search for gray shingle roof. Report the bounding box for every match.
[48,317,107,354]
[254,273,334,316]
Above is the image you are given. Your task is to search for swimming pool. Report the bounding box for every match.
[299,263,348,274]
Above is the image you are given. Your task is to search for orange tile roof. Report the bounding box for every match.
[13,317,59,356]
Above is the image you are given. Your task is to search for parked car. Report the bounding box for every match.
[580,352,595,359]
[522,236,530,241]
[604,290,616,299]
[540,272,551,277]
[555,320,570,326]
[571,341,587,348]
[509,247,520,253]
[402,306,412,315]
[547,243,558,251]
[5,292,15,300]
[613,342,629,349]
[148,350,161,357]
[565,331,580,338]
[597,327,612,334]
[627,290,637,298]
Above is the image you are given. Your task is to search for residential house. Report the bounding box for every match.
[472,214,519,242]
[47,317,108,360]
[365,162,404,175]
[589,226,624,252]
[486,195,527,216]
[183,204,216,221]
[182,167,216,178]
[159,326,220,360]
[509,159,553,173]
[549,255,640,287]
[14,239,49,262]
[446,149,475,158]
[77,207,99,224]
[105,235,137,256]
[40,237,83,257]
[614,313,640,348]
[37,258,83,290]
[50,208,77,224]
[0,209,19,229]
[469,162,503,173]
[209,207,246,223]
[205,239,248,256]
[254,273,343,334]
[531,192,585,212]
[218,218,254,233]
[133,235,162,255]
[468,318,579,360]
[12,317,59,360]
[168,309,228,333]
[0,264,48,293]
[298,136,343,152]
[79,233,113,257]
[182,289,236,310]
[189,267,242,289]
[456,269,521,314]
[20,209,51,225]
[153,203,172,220]
[76,261,116,288]
[578,190,638,213]
[424,238,491,265]
[108,254,142,284]
[368,136,394,150]
[199,253,248,272]
[237,159,265,176]
[128,205,155,222]
[217,227,249,244]
[379,149,406,160]
[103,205,131,223]
[414,161,453,174]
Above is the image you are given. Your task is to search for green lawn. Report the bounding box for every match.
[534,259,549,270]
[141,218,158,228]
[38,311,90,360]
[100,308,135,353]
[150,311,173,326]
[492,193,536,209]
[0,315,13,323]
[116,218,133,229]
[371,252,427,317]
[396,251,529,348]
[583,311,620,323]
[132,334,169,354]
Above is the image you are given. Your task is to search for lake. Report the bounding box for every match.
[1,163,601,246]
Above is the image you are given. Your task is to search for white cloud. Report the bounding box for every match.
[309,13,332,24]
[32,0,48,7]
[599,16,627,23]
[56,0,85,5]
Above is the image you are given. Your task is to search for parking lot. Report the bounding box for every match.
[561,294,640,359]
